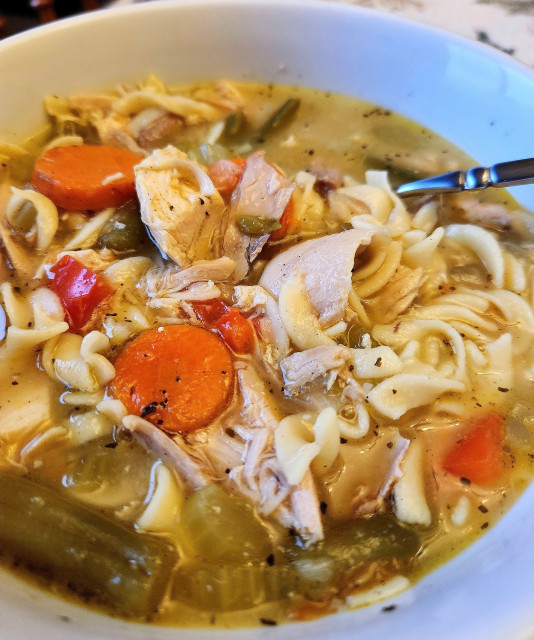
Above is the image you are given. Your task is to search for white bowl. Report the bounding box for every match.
[1,2,534,638]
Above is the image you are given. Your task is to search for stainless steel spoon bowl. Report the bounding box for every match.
[396,157,534,198]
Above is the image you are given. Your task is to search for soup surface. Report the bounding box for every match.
[0,77,533,628]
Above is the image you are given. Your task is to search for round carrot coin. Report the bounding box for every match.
[32,145,144,211]
[111,325,234,433]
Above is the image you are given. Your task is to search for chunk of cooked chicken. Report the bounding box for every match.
[227,364,324,544]
[280,345,352,395]
[123,415,212,490]
[144,257,236,299]
[233,285,290,367]
[192,81,245,111]
[260,227,375,326]
[365,265,423,324]
[223,151,295,281]
[135,146,227,266]
[93,114,145,154]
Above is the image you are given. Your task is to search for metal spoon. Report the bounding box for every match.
[395,157,534,198]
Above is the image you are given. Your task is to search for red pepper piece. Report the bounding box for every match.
[49,255,113,332]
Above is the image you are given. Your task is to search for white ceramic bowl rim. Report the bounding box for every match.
[1,2,534,639]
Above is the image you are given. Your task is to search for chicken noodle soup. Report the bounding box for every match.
[1,76,534,627]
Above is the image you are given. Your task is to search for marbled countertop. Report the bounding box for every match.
[329,0,534,67]
[111,0,534,68]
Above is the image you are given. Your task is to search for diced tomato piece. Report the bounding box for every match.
[269,196,294,242]
[443,412,505,486]
[207,158,247,202]
[214,308,255,354]
[192,299,229,325]
[49,256,113,332]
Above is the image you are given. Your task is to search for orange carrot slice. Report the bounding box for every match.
[111,325,234,433]
[32,145,144,211]
[443,412,504,486]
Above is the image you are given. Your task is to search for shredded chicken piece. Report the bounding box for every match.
[281,345,352,395]
[260,227,375,326]
[339,368,367,404]
[93,114,145,154]
[365,265,423,324]
[122,415,212,489]
[223,151,295,281]
[455,197,513,230]
[192,81,244,111]
[53,248,118,273]
[310,161,343,197]
[144,257,236,299]
[229,365,324,544]
[135,146,227,266]
[233,285,290,367]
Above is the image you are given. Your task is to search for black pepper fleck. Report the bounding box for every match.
[141,402,158,417]
[260,618,277,626]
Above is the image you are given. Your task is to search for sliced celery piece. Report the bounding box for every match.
[172,563,293,611]
[179,484,272,563]
[0,471,177,617]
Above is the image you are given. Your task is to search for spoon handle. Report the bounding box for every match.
[396,157,534,198]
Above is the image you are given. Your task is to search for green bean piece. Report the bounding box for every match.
[179,484,272,564]
[0,471,178,617]
[288,515,420,571]
[222,111,247,140]
[235,214,281,235]
[98,200,145,252]
[253,98,300,143]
